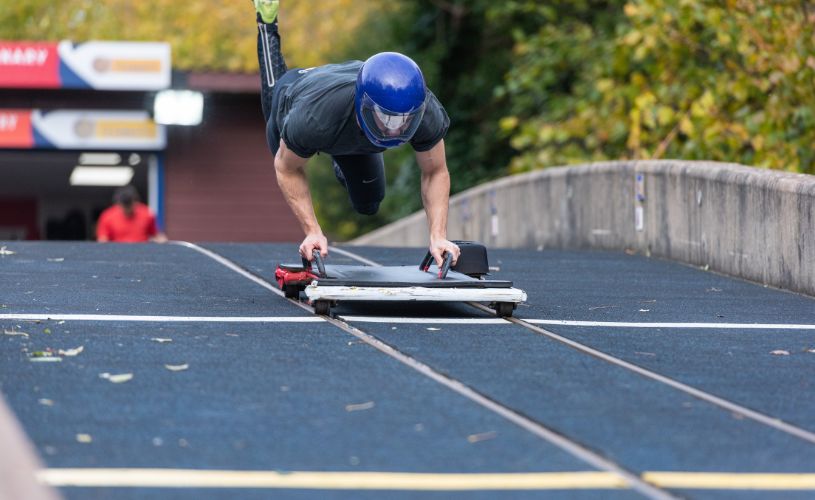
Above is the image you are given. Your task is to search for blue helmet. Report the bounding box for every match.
[355,52,427,149]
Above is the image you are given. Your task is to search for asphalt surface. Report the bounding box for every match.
[1,241,814,499]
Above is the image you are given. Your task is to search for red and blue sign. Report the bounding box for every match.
[0,41,171,91]
[0,110,34,148]
[0,109,166,151]
[0,42,60,88]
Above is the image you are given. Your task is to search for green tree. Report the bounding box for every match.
[0,0,382,72]
[498,0,815,173]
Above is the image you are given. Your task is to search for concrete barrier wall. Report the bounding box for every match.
[350,160,815,296]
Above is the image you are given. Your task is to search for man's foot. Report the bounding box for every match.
[254,0,279,24]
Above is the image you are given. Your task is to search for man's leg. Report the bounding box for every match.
[255,1,287,123]
[332,154,386,215]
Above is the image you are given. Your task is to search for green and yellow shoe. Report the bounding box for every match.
[254,0,279,24]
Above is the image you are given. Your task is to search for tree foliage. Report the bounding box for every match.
[497,0,815,173]
[4,0,812,240]
[0,0,381,71]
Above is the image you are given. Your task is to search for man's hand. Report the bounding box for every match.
[300,232,328,262]
[429,236,460,267]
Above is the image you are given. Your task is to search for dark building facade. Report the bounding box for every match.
[0,70,301,242]
[164,79,301,242]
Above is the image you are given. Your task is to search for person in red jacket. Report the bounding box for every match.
[96,186,167,243]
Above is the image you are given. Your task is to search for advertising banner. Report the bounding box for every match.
[0,42,59,88]
[0,109,166,150]
[0,41,171,90]
[0,110,34,148]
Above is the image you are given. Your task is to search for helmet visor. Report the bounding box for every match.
[359,93,426,147]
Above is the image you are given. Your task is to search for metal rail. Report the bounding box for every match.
[174,241,676,500]
[331,245,815,446]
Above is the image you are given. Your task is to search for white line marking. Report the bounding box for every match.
[37,469,626,490]
[340,317,815,329]
[527,320,815,330]
[2,313,811,330]
[0,314,323,323]
[36,468,815,491]
[170,241,285,297]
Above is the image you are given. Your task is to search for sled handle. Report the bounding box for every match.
[419,251,434,272]
[438,252,453,279]
[419,251,453,279]
[302,252,327,278]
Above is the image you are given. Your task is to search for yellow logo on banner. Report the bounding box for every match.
[92,57,163,74]
[94,120,158,139]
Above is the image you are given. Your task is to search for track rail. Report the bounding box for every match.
[331,245,815,446]
[174,241,676,500]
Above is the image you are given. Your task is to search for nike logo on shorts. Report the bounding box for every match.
[362,177,378,184]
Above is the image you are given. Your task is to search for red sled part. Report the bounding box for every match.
[274,266,319,289]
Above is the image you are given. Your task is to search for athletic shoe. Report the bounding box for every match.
[254,0,279,24]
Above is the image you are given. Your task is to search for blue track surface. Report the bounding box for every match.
[1,241,814,500]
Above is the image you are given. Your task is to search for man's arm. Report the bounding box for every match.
[415,139,460,266]
[274,139,328,260]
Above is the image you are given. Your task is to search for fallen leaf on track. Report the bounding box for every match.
[58,346,84,357]
[38,399,54,406]
[164,364,189,372]
[467,431,497,443]
[99,372,133,383]
[770,350,790,356]
[426,327,441,331]
[76,434,93,443]
[3,329,29,338]
[345,401,375,412]
[47,258,65,263]
[151,338,173,343]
